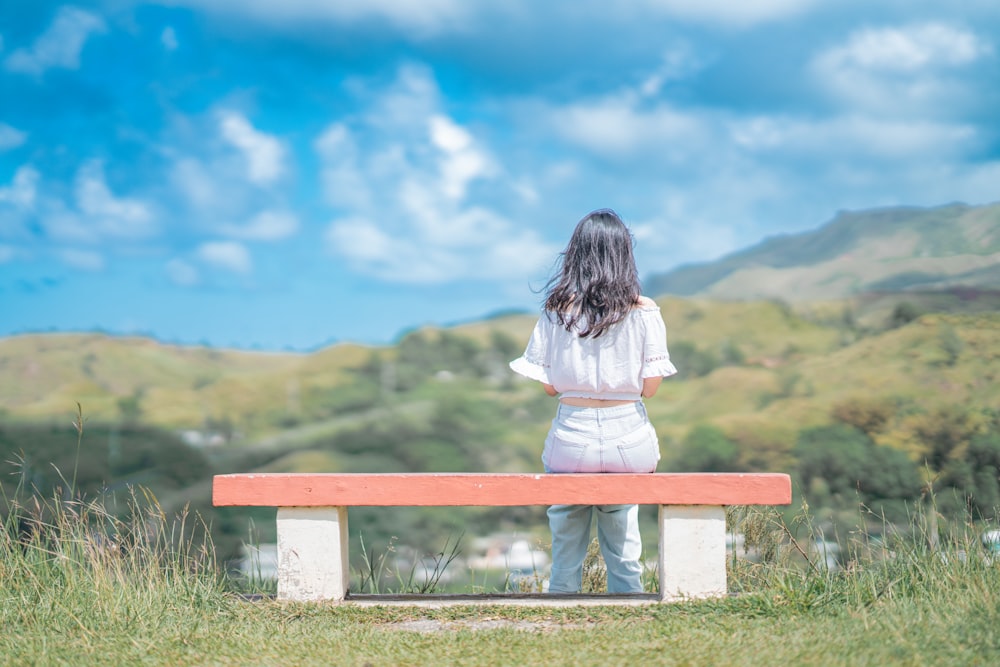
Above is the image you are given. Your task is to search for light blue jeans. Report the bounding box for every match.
[542,401,660,594]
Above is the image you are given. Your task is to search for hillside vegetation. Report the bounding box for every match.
[2,294,994,447]
[2,291,999,561]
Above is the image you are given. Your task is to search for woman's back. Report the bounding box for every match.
[511,298,675,400]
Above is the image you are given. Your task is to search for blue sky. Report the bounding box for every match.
[1,1,998,350]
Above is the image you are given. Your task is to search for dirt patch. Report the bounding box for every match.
[382,619,596,633]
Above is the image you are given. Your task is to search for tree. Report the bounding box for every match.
[719,340,745,366]
[672,425,741,472]
[951,432,1000,519]
[795,424,920,503]
[669,341,718,378]
[889,301,923,328]
[117,389,144,425]
[832,397,896,436]
[911,407,977,472]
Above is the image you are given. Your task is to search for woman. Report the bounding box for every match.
[509,209,677,593]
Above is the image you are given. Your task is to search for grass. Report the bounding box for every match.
[3,480,999,667]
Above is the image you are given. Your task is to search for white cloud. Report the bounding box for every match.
[728,115,977,160]
[26,161,154,245]
[197,241,252,273]
[548,97,709,159]
[319,66,557,283]
[0,166,39,209]
[74,160,156,239]
[166,258,199,286]
[4,6,106,75]
[816,23,990,74]
[327,209,553,283]
[161,26,178,51]
[166,111,298,245]
[812,23,993,116]
[429,115,494,199]
[527,70,1000,272]
[171,158,218,211]
[58,248,104,271]
[314,124,373,210]
[0,123,26,150]
[163,0,810,36]
[165,0,470,36]
[429,114,472,152]
[537,56,985,206]
[638,45,706,97]
[219,111,286,185]
[220,209,299,240]
[638,0,817,27]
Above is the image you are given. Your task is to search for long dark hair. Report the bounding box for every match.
[544,209,641,338]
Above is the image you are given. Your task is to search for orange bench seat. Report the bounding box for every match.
[213,472,792,604]
[213,472,791,507]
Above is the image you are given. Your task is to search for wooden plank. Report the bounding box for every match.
[213,472,791,507]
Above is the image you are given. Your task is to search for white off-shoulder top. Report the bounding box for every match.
[509,303,678,400]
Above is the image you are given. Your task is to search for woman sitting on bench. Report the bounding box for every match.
[510,208,677,594]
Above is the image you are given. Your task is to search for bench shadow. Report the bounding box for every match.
[234,592,664,606]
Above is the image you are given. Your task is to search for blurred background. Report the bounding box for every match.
[1,1,999,584]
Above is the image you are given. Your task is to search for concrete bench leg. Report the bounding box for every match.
[658,505,727,601]
[276,506,349,602]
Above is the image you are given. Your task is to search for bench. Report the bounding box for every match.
[213,472,791,604]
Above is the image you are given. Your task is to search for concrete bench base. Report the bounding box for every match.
[275,504,726,602]
[277,507,350,602]
[213,473,791,603]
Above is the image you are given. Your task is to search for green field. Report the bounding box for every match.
[3,490,998,666]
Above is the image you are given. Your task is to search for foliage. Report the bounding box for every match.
[670,424,742,472]
[668,341,718,378]
[2,305,1000,567]
[910,406,979,472]
[0,421,211,501]
[963,433,1000,517]
[394,330,486,390]
[795,424,921,506]
[116,389,145,424]
[935,431,1000,520]
[889,301,924,328]
[938,322,965,366]
[319,393,498,474]
[354,534,464,594]
[831,396,896,436]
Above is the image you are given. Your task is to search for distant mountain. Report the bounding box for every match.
[645,202,1000,301]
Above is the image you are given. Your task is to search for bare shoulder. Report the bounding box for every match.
[635,295,658,309]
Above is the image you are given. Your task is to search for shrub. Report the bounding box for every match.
[889,301,923,328]
[832,397,896,436]
[795,424,921,504]
[672,424,741,472]
[669,341,718,378]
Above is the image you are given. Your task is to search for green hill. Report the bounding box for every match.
[2,295,999,558]
[2,296,996,456]
[646,202,1000,300]
[0,333,373,434]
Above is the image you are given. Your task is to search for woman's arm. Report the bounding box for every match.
[641,376,663,398]
[543,383,558,396]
